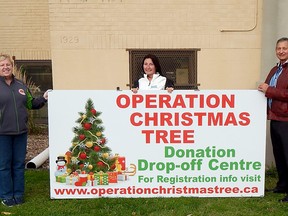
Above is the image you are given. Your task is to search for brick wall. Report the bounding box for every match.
[48,0,262,92]
[49,0,260,50]
[0,0,261,57]
[0,0,51,59]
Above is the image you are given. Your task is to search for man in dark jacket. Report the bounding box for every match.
[258,37,288,202]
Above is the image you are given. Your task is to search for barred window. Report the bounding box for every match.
[128,49,200,90]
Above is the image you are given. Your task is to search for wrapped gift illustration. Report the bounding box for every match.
[117,173,129,181]
[87,179,97,186]
[87,172,97,186]
[115,154,126,172]
[95,172,109,185]
[118,156,126,171]
[56,174,67,183]
[66,174,79,185]
[107,171,118,183]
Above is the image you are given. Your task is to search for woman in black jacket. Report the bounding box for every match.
[0,54,48,207]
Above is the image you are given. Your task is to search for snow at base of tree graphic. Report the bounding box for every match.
[54,98,136,186]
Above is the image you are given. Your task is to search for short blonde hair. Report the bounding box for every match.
[0,54,14,67]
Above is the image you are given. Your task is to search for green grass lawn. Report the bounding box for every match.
[1,169,288,216]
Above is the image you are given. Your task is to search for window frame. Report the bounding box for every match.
[127,49,200,90]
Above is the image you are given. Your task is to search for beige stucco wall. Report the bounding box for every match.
[48,0,262,90]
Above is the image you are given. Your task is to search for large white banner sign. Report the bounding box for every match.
[49,90,266,198]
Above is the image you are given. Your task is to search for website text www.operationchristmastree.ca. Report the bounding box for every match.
[54,185,259,197]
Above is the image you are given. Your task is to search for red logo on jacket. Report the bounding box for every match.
[19,89,26,95]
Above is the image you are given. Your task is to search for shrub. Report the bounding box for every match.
[13,66,41,134]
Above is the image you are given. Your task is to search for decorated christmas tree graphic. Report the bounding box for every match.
[66,98,116,173]
[54,98,136,186]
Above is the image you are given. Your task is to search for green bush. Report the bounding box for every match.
[13,66,41,134]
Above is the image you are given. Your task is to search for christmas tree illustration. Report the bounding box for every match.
[65,98,116,174]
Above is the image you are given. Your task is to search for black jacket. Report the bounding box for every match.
[0,76,46,135]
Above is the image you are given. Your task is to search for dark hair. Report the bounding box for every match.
[141,54,162,75]
[277,37,288,45]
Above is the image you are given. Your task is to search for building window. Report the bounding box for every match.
[128,49,200,90]
[14,60,53,124]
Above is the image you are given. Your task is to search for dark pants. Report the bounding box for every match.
[270,120,288,191]
[0,133,27,200]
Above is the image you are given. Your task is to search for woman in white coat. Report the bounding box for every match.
[131,54,174,93]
